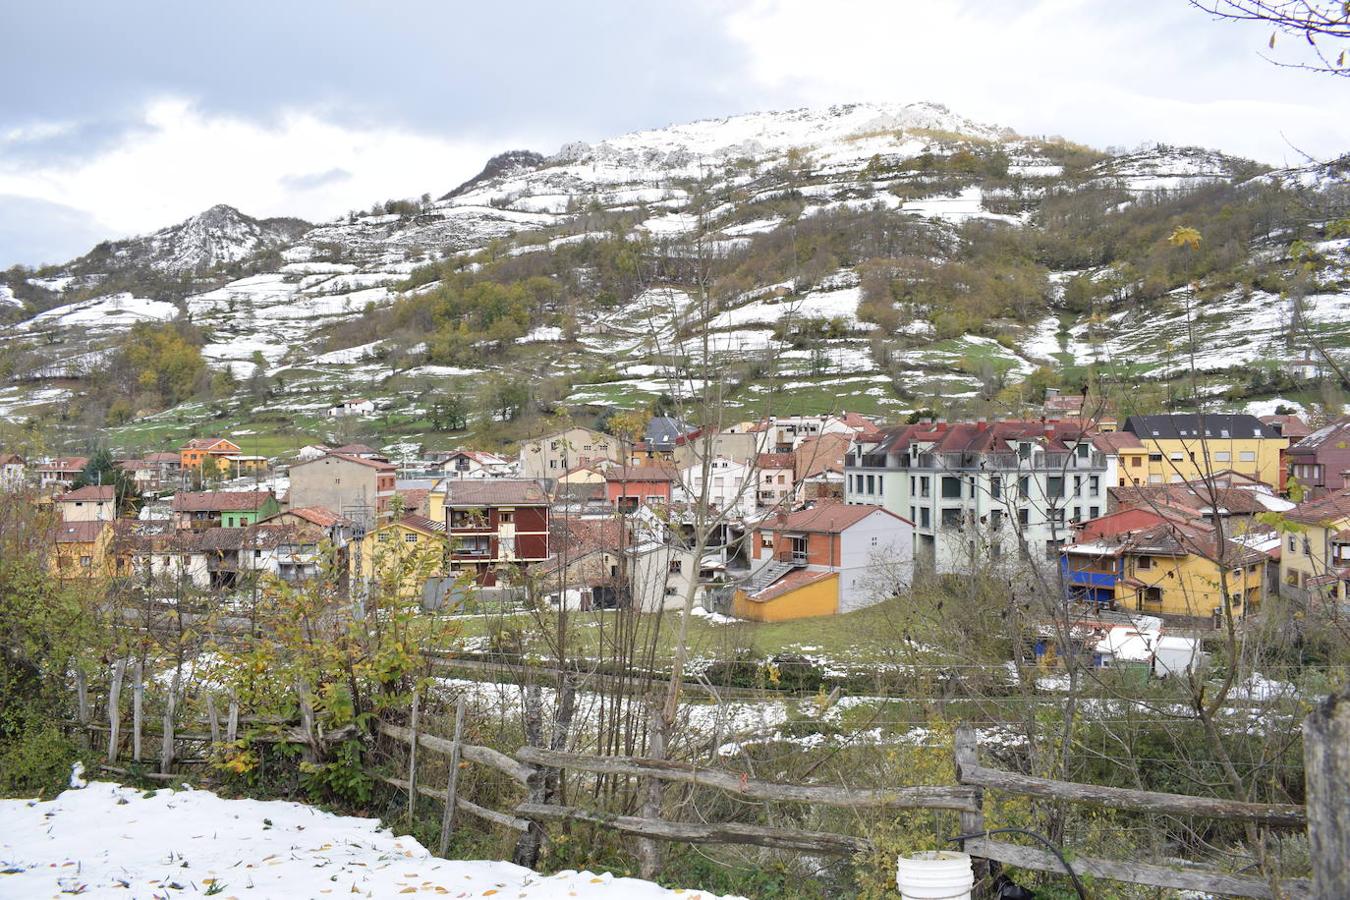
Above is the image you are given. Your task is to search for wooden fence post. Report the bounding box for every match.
[132,660,144,763]
[75,669,90,750]
[438,697,466,857]
[226,692,239,744]
[206,693,221,745]
[1304,685,1350,898]
[637,705,667,881]
[954,725,990,887]
[160,673,178,774]
[512,684,547,868]
[406,688,421,823]
[107,659,126,764]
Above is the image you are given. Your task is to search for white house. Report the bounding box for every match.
[0,453,26,490]
[440,449,516,479]
[676,455,755,518]
[328,398,376,418]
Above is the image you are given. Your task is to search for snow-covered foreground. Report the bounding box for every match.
[0,780,742,899]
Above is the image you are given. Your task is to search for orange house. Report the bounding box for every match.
[180,438,243,471]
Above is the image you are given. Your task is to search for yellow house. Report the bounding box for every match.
[1277,490,1350,604]
[351,514,448,596]
[732,570,839,622]
[51,520,114,581]
[1115,522,1266,619]
[1123,414,1288,489]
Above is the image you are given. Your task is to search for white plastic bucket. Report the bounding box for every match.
[895,850,974,900]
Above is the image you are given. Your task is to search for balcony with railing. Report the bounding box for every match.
[911,450,1106,471]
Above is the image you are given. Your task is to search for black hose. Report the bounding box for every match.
[945,827,1090,900]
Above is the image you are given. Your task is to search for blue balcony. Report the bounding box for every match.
[1060,555,1121,606]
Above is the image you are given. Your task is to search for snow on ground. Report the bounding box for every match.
[1245,397,1308,418]
[518,325,564,343]
[710,285,861,329]
[0,284,22,307]
[0,780,741,899]
[898,187,1021,225]
[23,293,178,331]
[312,341,383,364]
[1024,315,1064,360]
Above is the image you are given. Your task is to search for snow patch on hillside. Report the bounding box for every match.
[23,293,177,330]
[0,781,741,899]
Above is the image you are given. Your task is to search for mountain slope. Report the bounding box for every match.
[0,102,1345,450]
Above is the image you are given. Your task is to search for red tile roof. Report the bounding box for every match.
[54,520,109,544]
[745,569,837,602]
[59,485,115,502]
[766,501,907,533]
[274,506,348,527]
[443,479,549,506]
[171,491,275,512]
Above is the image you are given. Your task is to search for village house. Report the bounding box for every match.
[548,464,609,505]
[259,506,354,548]
[56,484,116,522]
[1259,414,1311,441]
[1121,414,1288,489]
[733,501,913,621]
[755,453,795,510]
[541,518,711,613]
[0,453,26,489]
[1061,516,1266,620]
[845,420,1114,574]
[630,417,699,465]
[288,453,397,527]
[439,449,515,479]
[794,433,851,502]
[328,397,376,418]
[518,426,623,483]
[171,490,280,530]
[51,519,114,581]
[1276,489,1350,606]
[351,514,448,598]
[178,438,243,472]
[1287,416,1350,495]
[676,456,754,518]
[1093,431,1149,487]
[604,466,677,512]
[442,479,551,586]
[37,456,87,489]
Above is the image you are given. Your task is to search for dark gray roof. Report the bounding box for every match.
[1122,414,1279,440]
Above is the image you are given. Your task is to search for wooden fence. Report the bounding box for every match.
[75,668,1348,899]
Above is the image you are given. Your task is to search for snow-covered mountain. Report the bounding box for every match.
[0,101,1345,441]
[67,203,311,276]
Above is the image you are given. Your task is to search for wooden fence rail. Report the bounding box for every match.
[76,667,1340,899]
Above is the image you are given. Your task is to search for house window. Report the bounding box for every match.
[1073,475,1082,496]
[941,476,962,499]
[1077,443,1090,459]
[919,477,931,498]
[1018,508,1029,527]
[866,475,875,494]
[1239,451,1257,462]
[80,556,92,568]
[1131,457,1141,468]
[1071,507,1081,523]
[405,533,418,543]
[550,459,558,469]
[1045,539,1063,559]
[1149,453,1163,462]
[1049,508,1066,525]
[762,532,774,548]
[990,509,1003,529]
[1169,452,1184,461]
[1089,506,1099,518]
[1214,451,1231,462]
[500,511,514,523]
[1089,476,1100,495]
[941,508,963,527]
[1018,476,1030,499]
[777,474,786,484]
[379,532,391,542]
[920,507,931,528]
[1288,536,1297,553]
[1047,476,1065,498]
[991,476,1002,499]
[669,559,683,574]
[1137,556,1153,570]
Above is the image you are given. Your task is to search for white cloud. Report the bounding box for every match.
[0,98,512,245]
[722,0,1350,166]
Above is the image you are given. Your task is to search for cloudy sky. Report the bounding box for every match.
[1,0,1345,267]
